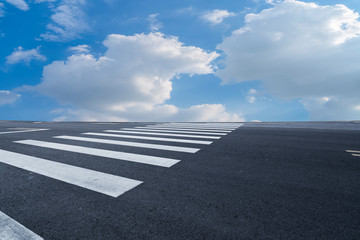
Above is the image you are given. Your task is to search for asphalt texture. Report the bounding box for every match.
[0,121,359,240]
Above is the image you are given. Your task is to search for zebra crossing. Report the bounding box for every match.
[1,123,243,198]
[0,122,243,238]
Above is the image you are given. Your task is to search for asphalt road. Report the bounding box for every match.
[0,121,359,240]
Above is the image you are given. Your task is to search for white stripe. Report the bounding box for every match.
[0,149,142,198]
[15,140,180,168]
[346,150,360,154]
[0,129,49,135]
[104,130,221,139]
[148,124,239,129]
[157,123,243,127]
[121,128,227,136]
[7,128,35,130]
[54,135,200,153]
[352,154,360,157]
[0,211,43,240]
[82,132,213,145]
[147,126,237,131]
[91,123,117,125]
[136,127,232,133]
[152,123,239,128]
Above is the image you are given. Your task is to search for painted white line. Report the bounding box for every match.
[121,128,227,136]
[147,126,237,131]
[91,123,117,125]
[104,130,221,139]
[7,128,34,130]
[15,140,180,168]
[148,124,240,129]
[152,123,239,127]
[157,123,243,127]
[0,211,43,240]
[54,135,200,153]
[0,129,49,135]
[0,149,142,198]
[352,154,360,157]
[346,150,360,154]
[136,127,232,133]
[82,132,213,145]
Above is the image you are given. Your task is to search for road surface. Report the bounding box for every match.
[0,121,359,239]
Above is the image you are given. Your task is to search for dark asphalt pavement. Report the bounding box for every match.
[0,121,359,239]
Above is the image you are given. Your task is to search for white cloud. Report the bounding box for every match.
[50,104,244,122]
[147,13,163,32]
[34,0,57,3]
[201,9,236,24]
[5,0,29,11]
[265,0,282,5]
[246,88,257,103]
[216,0,360,120]
[69,44,90,54]
[0,3,5,17]
[34,32,240,121]
[41,0,90,41]
[247,96,256,104]
[248,88,257,94]
[6,46,46,65]
[0,90,21,105]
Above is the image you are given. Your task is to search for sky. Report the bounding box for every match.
[0,0,360,122]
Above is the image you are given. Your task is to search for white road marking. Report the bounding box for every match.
[157,123,243,127]
[104,130,221,139]
[147,126,237,131]
[91,123,117,125]
[54,135,200,153]
[0,129,49,135]
[352,154,360,157]
[82,132,213,145]
[152,123,239,127]
[148,124,240,129]
[15,140,180,168]
[0,149,142,198]
[7,128,34,130]
[135,127,232,133]
[121,128,227,135]
[346,150,360,154]
[0,211,43,240]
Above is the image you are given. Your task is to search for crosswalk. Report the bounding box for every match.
[1,123,243,198]
[0,122,243,238]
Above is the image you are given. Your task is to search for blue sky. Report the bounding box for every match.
[0,0,359,121]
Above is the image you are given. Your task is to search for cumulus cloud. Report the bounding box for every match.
[216,0,360,120]
[0,3,5,17]
[6,46,46,65]
[201,9,236,24]
[41,0,90,41]
[0,90,21,105]
[147,13,163,32]
[5,0,29,11]
[246,88,257,104]
[69,44,90,54]
[265,0,282,5]
[34,32,240,121]
[51,104,244,122]
[34,0,57,3]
